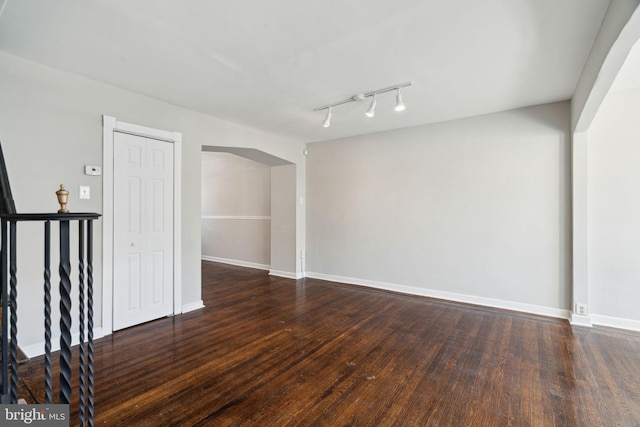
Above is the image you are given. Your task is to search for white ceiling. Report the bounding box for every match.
[0,0,613,143]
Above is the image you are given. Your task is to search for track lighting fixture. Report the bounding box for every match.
[394,88,405,112]
[365,94,377,118]
[322,106,332,128]
[315,81,412,127]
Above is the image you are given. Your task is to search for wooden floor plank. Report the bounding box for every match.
[17,261,640,425]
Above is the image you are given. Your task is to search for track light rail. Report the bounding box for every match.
[314,81,413,112]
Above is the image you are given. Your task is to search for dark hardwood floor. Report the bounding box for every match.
[18,261,640,426]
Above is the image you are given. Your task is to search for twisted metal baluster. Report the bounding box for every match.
[78,220,86,427]
[58,220,72,404]
[1,219,8,402]
[87,220,95,426]
[44,221,52,404]
[9,220,18,403]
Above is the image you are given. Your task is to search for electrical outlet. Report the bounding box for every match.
[576,303,587,315]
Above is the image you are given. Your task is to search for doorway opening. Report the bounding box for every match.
[200,146,296,278]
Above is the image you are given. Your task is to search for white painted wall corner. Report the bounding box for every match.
[182,300,205,313]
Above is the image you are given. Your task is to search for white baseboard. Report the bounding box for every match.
[22,327,105,359]
[591,313,640,331]
[304,271,570,320]
[202,256,300,279]
[22,301,206,358]
[569,313,593,327]
[202,255,269,271]
[269,269,303,279]
[182,300,205,313]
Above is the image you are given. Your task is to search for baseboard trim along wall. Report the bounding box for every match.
[269,270,303,279]
[201,256,300,279]
[182,300,205,313]
[304,271,571,320]
[590,313,640,332]
[569,313,593,327]
[23,300,206,358]
[202,255,269,271]
[23,327,106,359]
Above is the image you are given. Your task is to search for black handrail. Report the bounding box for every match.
[1,212,100,427]
[0,143,16,216]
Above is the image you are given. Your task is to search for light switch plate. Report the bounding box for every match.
[79,185,91,200]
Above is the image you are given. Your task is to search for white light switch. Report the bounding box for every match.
[79,185,91,200]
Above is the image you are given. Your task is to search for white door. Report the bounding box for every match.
[113,132,174,330]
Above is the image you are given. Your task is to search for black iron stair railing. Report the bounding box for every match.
[0,212,100,426]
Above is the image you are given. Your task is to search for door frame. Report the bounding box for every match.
[102,115,182,335]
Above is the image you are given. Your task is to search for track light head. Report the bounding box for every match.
[365,94,377,118]
[314,82,412,127]
[322,106,332,128]
[394,88,405,112]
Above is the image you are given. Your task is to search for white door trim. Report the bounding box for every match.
[102,115,182,336]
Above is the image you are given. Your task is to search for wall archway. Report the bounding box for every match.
[201,146,299,278]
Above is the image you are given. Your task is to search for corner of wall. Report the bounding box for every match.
[569,312,593,327]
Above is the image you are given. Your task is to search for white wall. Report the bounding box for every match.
[588,87,640,329]
[0,51,304,353]
[306,102,571,317]
[270,164,297,277]
[570,1,640,327]
[201,152,271,268]
[572,0,640,132]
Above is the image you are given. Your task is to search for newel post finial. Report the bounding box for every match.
[56,184,69,213]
